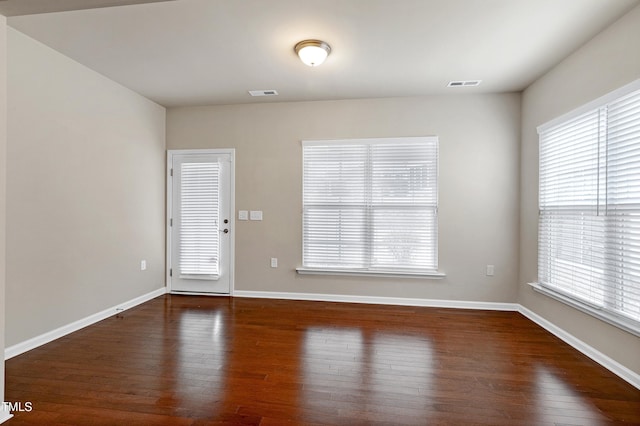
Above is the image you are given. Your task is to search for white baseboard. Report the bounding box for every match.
[518,306,640,390]
[4,287,167,360]
[233,290,519,311]
[0,412,13,424]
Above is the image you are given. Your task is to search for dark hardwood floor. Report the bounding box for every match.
[5,295,640,425]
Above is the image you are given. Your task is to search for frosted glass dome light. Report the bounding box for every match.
[295,40,331,67]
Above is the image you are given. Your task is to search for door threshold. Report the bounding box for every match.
[169,291,231,297]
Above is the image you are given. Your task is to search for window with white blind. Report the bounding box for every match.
[299,137,441,277]
[179,162,220,278]
[537,80,640,334]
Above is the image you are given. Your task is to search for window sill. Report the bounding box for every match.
[296,267,446,279]
[529,282,640,337]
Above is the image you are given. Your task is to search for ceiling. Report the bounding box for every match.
[0,0,174,17]
[5,0,639,107]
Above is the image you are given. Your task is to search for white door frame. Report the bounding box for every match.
[166,149,235,295]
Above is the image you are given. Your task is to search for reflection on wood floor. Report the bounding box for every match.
[6,295,640,425]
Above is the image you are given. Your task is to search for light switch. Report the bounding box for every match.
[140,260,147,271]
[250,210,263,221]
[271,258,278,268]
[238,210,249,221]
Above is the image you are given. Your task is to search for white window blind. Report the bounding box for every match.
[179,162,220,278]
[538,82,640,332]
[302,137,438,273]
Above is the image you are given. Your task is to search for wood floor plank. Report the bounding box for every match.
[5,295,639,425]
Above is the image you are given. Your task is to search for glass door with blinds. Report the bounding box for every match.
[168,150,234,294]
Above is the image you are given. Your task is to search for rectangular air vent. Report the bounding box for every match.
[447,80,482,87]
[248,89,279,97]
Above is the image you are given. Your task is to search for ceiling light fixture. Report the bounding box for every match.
[294,39,331,67]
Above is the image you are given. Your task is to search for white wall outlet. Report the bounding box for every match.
[250,210,263,221]
[238,210,248,220]
[486,264,494,276]
[141,260,147,271]
[271,258,278,268]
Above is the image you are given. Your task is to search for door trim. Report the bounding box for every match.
[166,149,235,295]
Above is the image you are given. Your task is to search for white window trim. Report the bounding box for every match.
[535,78,640,335]
[296,266,446,279]
[537,79,640,133]
[529,283,640,337]
[300,136,442,278]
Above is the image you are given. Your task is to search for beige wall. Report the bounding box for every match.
[5,29,166,347]
[168,94,521,302]
[0,16,6,409]
[520,5,640,374]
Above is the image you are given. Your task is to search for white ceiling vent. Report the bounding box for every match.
[447,80,482,87]
[248,89,279,97]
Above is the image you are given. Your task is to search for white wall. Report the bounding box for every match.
[520,4,640,374]
[168,94,521,303]
[5,29,166,347]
